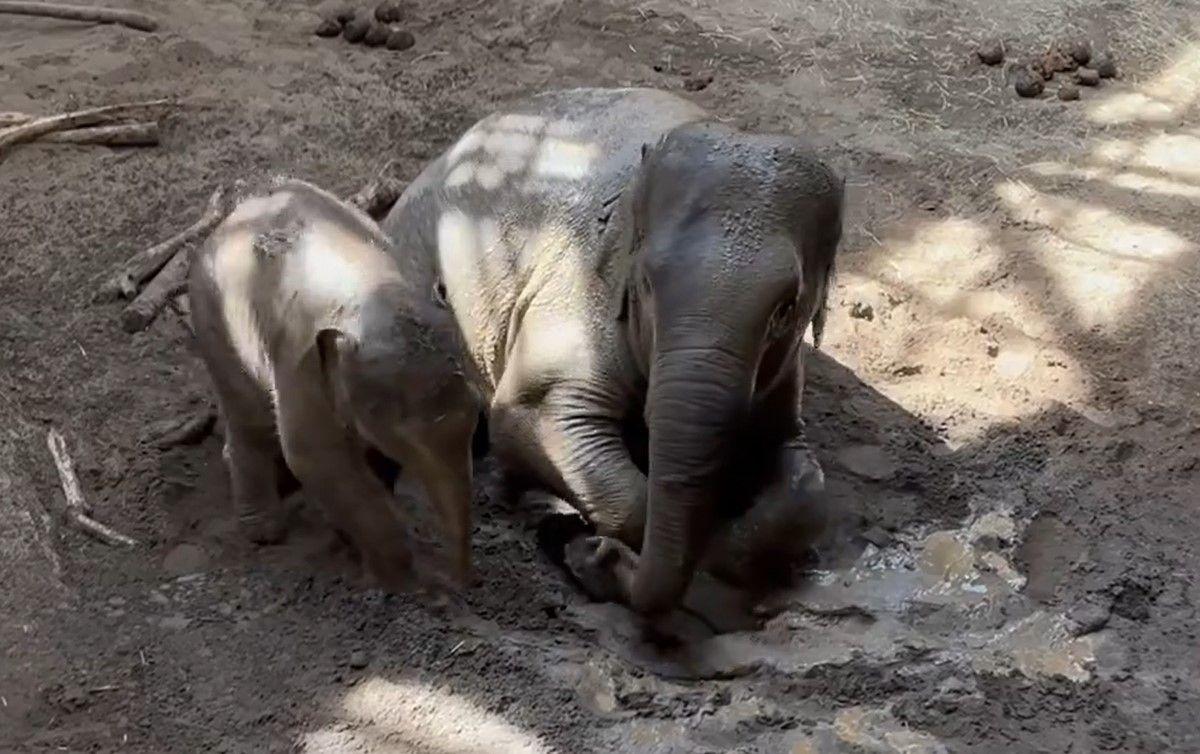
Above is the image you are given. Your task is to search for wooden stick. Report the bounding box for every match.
[347,158,406,220]
[46,428,139,547]
[0,111,32,127]
[40,121,159,146]
[120,247,189,332]
[98,185,228,301]
[0,2,159,32]
[0,98,170,151]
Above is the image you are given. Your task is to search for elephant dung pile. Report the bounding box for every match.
[974,36,1119,100]
[314,2,416,51]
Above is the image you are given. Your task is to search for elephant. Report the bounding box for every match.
[380,88,843,616]
[189,178,482,591]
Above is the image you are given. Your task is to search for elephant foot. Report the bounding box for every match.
[238,512,287,545]
[536,511,594,566]
[564,535,639,605]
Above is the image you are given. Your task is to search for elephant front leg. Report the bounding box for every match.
[489,381,649,548]
[703,434,829,589]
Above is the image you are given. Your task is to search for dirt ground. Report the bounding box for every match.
[2,0,1198,751]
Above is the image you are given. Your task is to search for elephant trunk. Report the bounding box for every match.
[630,339,751,615]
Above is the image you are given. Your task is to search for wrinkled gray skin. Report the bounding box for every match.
[381,88,843,616]
[189,178,481,592]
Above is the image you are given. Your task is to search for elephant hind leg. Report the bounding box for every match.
[703,444,829,590]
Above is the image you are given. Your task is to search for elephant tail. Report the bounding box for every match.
[811,259,833,350]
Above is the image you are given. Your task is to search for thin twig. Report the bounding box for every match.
[46,428,139,547]
[0,111,32,127]
[40,121,159,147]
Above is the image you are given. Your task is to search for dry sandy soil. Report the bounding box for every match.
[2,0,1199,751]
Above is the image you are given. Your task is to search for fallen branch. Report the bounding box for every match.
[120,247,189,332]
[40,121,159,147]
[347,158,406,220]
[144,408,216,449]
[0,2,159,32]
[46,428,139,547]
[349,176,405,220]
[0,98,170,152]
[0,111,32,127]
[98,185,228,301]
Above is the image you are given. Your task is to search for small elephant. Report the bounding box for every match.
[188,178,481,591]
[382,88,843,615]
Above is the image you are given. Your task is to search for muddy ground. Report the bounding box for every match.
[2,0,1198,751]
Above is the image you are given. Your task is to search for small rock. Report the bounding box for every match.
[976,38,1004,65]
[860,526,893,548]
[1068,600,1111,635]
[849,301,874,321]
[108,596,127,607]
[160,614,192,631]
[1067,38,1092,65]
[386,29,415,51]
[342,16,371,43]
[314,18,342,37]
[1059,82,1081,101]
[363,23,390,46]
[683,71,714,91]
[163,543,209,576]
[332,5,356,24]
[1014,67,1044,98]
[1076,68,1100,87]
[149,591,170,606]
[836,444,896,481]
[349,650,370,669]
[374,1,401,22]
[973,533,1003,552]
[1093,52,1117,78]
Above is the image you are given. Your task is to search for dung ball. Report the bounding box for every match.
[976,38,1004,66]
[1093,52,1118,78]
[1058,82,1080,101]
[375,1,402,23]
[314,18,342,37]
[364,22,390,46]
[386,29,416,51]
[1075,67,1100,86]
[342,16,371,43]
[1067,38,1092,65]
[1014,67,1044,98]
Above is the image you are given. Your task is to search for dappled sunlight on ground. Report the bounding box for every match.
[303,676,551,754]
[1088,42,1200,126]
[994,179,1193,330]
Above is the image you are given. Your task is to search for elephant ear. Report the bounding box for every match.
[315,328,355,420]
[608,156,652,324]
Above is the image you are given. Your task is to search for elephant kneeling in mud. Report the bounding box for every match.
[382,88,843,616]
[189,178,481,592]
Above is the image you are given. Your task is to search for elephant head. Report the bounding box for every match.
[617,122,844,615]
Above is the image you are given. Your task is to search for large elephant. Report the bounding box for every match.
[381,88,843,616]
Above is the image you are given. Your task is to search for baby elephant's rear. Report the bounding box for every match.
[188,178,480,591]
